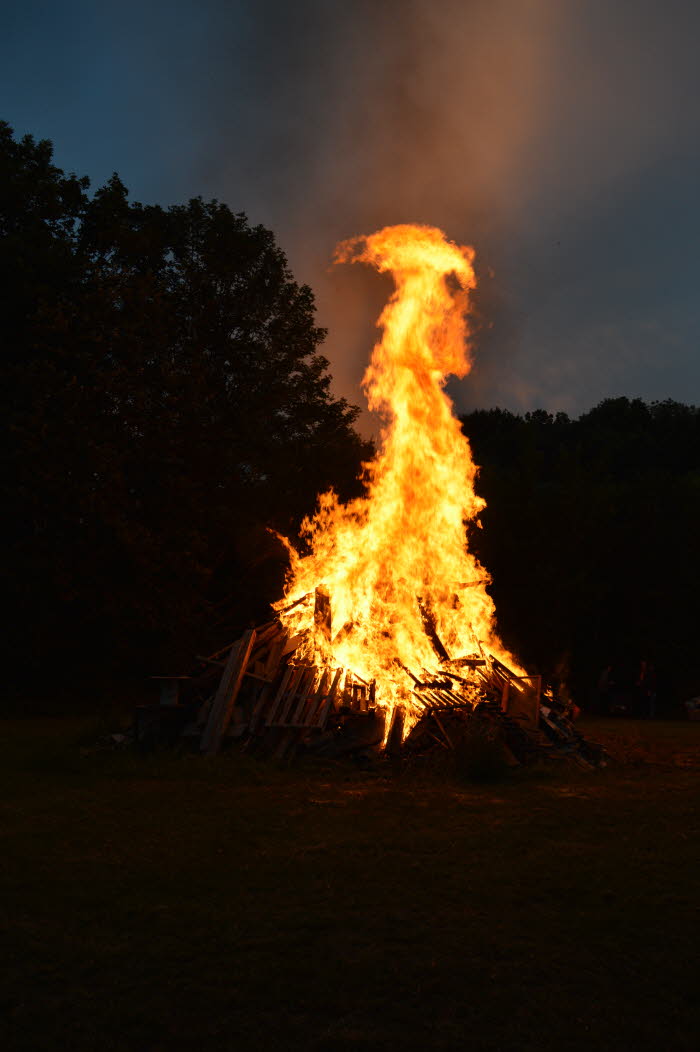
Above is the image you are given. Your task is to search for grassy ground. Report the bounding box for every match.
[1,715,698,1052]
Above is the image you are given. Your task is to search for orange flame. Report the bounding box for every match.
[275,223,518,722]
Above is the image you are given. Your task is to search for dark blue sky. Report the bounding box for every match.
[4,0,700,423]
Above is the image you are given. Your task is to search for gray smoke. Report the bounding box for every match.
[96,0,700,424]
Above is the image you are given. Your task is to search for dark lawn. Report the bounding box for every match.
[1,716,698,1051]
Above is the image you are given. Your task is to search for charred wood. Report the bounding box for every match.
[417,597,450,662]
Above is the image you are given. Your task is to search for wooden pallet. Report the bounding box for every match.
[200,628,257,754]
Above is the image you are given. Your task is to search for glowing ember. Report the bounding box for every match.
[274,223,520,727]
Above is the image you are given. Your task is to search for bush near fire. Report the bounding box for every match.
[2,121,698,713]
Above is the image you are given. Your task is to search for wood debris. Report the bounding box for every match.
[138,606,607,769]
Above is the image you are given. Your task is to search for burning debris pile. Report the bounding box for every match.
[141,604,603,769]
[141,225,604,769]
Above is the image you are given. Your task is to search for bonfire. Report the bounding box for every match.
[143,224,603,768]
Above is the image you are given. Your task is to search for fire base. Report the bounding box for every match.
[145,619,607,769]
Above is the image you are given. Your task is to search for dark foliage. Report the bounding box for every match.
[1,122,372,693]
[462,399,700,710]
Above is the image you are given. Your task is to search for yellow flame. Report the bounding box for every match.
[275,223,519,721]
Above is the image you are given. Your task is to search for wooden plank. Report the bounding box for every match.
[195,655,227,669]
[411,692,429,711]
[248,630,282,668]
[432,712,455,749]
[298,678,323,725]
[248,682,273,734]
[253,620,281,645]
[397,661,423,687]
[353,684,367,712]
[519,674,542,724]
[278,592,312,614]
[210,628,257,752]
[272,666,306,725]
[295,666,319,723]
[265,666,294,725]
[278,667,313,725]
[281,633,303,657]
[435,684,471,707]
[275,667,303,725]
[386,705,405,756]
[314,587,332,646]
[290,667,321,725]
[301,668,327,725]
[338,670,349,708]
[264,638,286,680]
[442,656,486,669]
[303,669,330,726]
[506,675,541,725]
[316,668,343,729]
[501,681,510,710]
[473,665,492,685]
[416,688,447,710]
[201,629,257,754]
[444,670,477,688]
[448,690,472,707]
[417,597,450,662]
[490,654,522,684]
[431,689,457,709]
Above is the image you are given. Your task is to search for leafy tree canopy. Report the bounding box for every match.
[1,121,371,689]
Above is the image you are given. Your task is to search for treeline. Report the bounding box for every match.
[1,122,371,695]
[462,400,700,711]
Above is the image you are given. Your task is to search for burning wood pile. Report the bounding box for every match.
[165,593,603,769]
[142,224,604,769]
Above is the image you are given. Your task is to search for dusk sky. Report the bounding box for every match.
[4,0,700,427]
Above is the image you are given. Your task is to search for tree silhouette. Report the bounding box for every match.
[1,122,371,692]
[463,398,700,709]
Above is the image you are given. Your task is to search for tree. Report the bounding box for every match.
[462,398,700,709]
[1,122,371,693]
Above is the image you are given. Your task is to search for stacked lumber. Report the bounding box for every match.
[183,620,379,761]
[140,587,605,768]
[136,616,603,769]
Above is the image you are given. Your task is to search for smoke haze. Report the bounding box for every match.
[4,0,700,425]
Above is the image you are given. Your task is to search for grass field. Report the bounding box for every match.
[1,715,698,1051]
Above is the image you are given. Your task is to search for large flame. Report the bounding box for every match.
[275,223,518,721]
